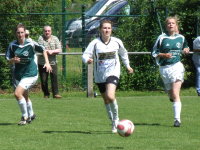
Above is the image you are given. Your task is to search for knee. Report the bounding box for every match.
[106,95,115,102]
[14,91,21,100]
[14,89,24,100]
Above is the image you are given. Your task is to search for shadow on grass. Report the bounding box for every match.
[43,130,111,134]
[107,147,124,149]
[0,123,16,126]
[134,122,175,127]
[134,123,160,126]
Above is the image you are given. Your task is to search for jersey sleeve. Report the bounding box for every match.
[33,41,45,53]
[183,38,189,49]
[117,39,130,68]
[82,40,96,64]
[152,35,162,58]
[5,43,14,60]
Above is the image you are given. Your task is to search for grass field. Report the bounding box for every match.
[0,90,200,150]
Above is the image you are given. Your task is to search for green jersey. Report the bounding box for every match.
[152,33,189,66]
[6,39,44,80]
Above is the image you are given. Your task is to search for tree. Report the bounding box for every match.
[115,0,199,90]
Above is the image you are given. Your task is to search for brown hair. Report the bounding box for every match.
[99,19,113,29]
[15,23,26,32]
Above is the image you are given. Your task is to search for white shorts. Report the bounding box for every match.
[159,62,185,91]
[14,76,38,90]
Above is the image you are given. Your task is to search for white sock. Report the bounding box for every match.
[27,100,34,117]
[110,99,119,121]
[18,98,28,118]
[105,104,113,121]
[173,101,182,122]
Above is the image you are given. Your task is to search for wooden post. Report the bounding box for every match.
[87,63,94,97]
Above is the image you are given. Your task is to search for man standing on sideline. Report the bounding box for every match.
[38,25,62,99]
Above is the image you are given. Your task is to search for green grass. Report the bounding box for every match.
[0,91,199,150]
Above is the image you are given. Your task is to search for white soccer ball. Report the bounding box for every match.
[117,119,135,137]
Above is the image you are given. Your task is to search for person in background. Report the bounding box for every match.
[152,16,190,127]
[38,25,62,99]
[192,36,200,96]
[25,29,33,41]
[82,20,133,133]
[6,23,52,125]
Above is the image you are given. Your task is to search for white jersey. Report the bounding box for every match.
[82,37,130,83]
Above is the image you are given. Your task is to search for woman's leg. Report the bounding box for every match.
[15,86,28,125]
[170,80,182,127]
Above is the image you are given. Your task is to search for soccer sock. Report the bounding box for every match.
[27,100,34,117]
[105,104,113,121]
[18,98,28,118]
[110,99,119,121]
[173,101,182,122]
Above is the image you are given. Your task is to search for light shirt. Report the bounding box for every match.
[38,35,61,65]
[82,37,130,83]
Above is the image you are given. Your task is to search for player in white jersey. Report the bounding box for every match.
[82,20,133,133]
[152,16,189,127]
[6,23,52,125]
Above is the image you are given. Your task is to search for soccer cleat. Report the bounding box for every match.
[18,117,27,125]
[169,98,173,102]
[112,126,117,133]
[174,120,181,127]
[111,120,119,133]
[27,114,36,124]
[53,95,62,99]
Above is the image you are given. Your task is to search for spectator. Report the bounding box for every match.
[38,25,62,99]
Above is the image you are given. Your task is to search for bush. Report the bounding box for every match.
[115,0,199,90]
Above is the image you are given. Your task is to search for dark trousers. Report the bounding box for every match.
[38,64,59,96]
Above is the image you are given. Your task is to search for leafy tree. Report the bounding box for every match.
[115,0,199,90]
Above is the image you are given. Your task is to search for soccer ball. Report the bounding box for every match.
[117,119,134,137]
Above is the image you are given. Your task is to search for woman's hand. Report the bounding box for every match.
[10,56,20,64]
[87,58,93,64]
[159,53,172,59]
[183,48,190,54]
[127,67,134,74]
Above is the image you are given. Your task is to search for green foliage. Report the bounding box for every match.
[115,0,199,90]
[0,0,61,90]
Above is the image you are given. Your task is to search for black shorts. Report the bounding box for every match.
[96,76,119,93]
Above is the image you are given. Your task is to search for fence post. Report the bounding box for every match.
[81,5,87,91]
[62,0,67,80]
[87,64,94,97]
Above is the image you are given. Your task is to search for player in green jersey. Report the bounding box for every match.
[6,23,52,125]
[152,16,190,127]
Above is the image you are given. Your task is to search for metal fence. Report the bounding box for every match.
[0,1,199,96]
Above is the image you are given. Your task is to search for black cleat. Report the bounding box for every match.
[174,120,181,127]
[27,114,36,124]
[169,98,173,102]
[18,117,27,125]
